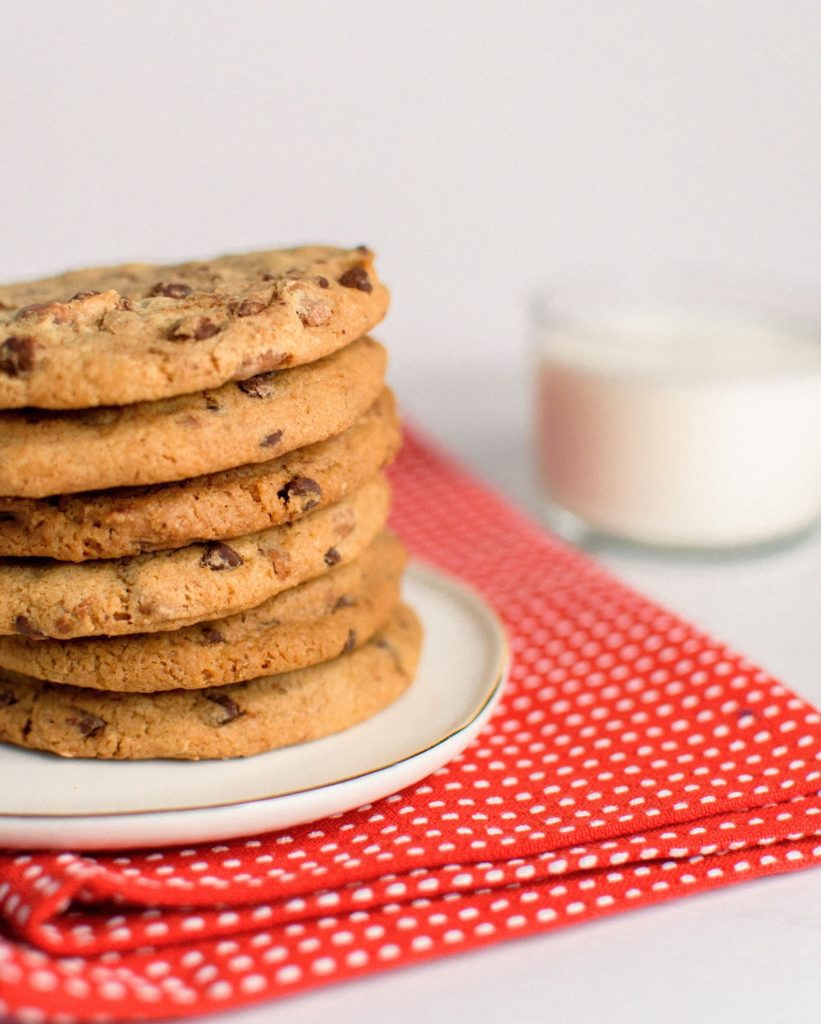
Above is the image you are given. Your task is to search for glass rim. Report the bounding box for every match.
[528,263,821,335]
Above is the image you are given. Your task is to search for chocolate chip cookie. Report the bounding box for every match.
[0,533,406,691]
[0,604,422,759]
[0,475,390,639]
[0,246,388,409]
[0,389,400,560]
[0,336,386,498]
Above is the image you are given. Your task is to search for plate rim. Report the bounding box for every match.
[0,559,509,822]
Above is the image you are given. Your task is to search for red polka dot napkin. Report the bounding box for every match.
[1,429,820,1022]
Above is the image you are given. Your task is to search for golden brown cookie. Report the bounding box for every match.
[0,336,386,498]
[0,389,400,560]
[0,533,406,691]
[0,604,422,759]
[0,475,390,639]
[0,246,388,409]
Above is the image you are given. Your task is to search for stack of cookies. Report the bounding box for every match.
[0,246,421,760]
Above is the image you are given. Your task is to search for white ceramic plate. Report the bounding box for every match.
[0,563,508,850]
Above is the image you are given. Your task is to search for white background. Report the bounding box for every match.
[2,0,820,385]
[2,3,820,1022]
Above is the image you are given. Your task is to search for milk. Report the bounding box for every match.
[536,314,821,549]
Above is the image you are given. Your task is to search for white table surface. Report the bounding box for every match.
[5,365,820,1023]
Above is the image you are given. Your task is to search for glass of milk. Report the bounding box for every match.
[532,272,821,553]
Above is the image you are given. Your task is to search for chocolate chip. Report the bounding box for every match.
[236,298,267,317]
[317,276,329,288]
[0,511,17,522]
[0,336,35,377]
[324,546,341,567]
[237,373,277,398]
[355,244,369,253]
[204,395,221,412]
[13,302,51,320]
[343,629,357,652]
[200,627,225,645]
[173,316,221,341]
[69,711,106,738]
[261,273,275,281]
[206,693,244,725]
[260,430,283,448]
[333,594,356,611]
[200,542,243,570]
[151,281,192,298]
[338,266,373,293]
[0,689,18,707]
[194,317,220,339]
[14,615,45,639]
[70,290,101,301]
[277,476,322,511]
[264,546,292,578]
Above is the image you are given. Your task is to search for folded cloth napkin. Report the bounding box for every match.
[1,430,819,1022]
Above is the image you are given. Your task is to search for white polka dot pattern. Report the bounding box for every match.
[0,430,819,1021]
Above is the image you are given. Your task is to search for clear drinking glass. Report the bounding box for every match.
[531,270,821,554]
